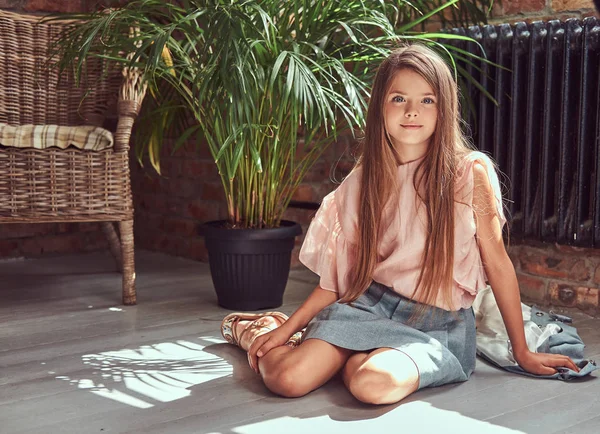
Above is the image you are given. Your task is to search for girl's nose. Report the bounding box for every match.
[405,103,418,117]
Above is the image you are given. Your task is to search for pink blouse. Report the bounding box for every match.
[299,151,506,311]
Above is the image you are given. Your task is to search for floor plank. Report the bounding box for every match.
[555,415,600,434]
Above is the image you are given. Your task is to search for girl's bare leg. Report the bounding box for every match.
[258,339,353,398]
[233,318,353,398]
[341,348,420,405]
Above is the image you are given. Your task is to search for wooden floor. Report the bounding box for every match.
[1,250,599,434]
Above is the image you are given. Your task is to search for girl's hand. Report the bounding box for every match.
[514,349,580,375]
[247,326,294,374]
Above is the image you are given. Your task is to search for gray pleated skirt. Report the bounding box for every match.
[301,281,477,389]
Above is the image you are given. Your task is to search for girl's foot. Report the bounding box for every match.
[221,311,289,351]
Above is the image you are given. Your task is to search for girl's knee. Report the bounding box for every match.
[346,368,397,404]
[260,339,352,398]
[345,352,420,405]
[262,362,314,398]
[258,347,309,397]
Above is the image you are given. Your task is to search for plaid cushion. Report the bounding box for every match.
[0,123,114,151]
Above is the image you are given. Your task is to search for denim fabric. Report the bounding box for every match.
[478,353,598,380]
[302,281,477,389]
[478,305,598,380]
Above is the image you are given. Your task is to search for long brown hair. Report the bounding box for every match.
[340,44,474,312]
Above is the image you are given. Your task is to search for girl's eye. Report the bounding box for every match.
[422,97,435,104]
[392,95,405,103]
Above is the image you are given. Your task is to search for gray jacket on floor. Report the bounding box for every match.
[473,286,598,380]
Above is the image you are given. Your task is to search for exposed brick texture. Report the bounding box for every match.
[516,273,547,303]
[509,244,600,312]
[595,265,600,285]
[489,0,597,24]
[552,0,595,11]
[501,0,547,15]
[23,0,83,13]
[130,139,228,262]
[0,0,126,13]
[547,283,599,313]
[519,253,590,281]
[0,223,107,258]
[0,0,21,9]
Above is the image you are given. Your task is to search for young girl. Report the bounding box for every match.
[220,44,579,405]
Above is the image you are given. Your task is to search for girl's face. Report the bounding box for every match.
[383,68,438,157]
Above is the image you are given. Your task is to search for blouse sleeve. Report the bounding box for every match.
[472,151,507,228]
[453,151,507,301]
[456,151,507,228]
[298,190,354,297]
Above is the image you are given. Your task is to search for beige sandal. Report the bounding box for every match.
[221,311,289,348]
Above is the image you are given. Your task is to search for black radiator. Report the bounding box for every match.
[450,17,600,247]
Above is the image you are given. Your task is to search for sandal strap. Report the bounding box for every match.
[285,329,305,348]
[237,320,275,349]
[236,320,257,348]
[229,316,243,345]
[221,311,289,348]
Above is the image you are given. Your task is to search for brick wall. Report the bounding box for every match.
[0,223,108,258]
[510,243,600,314]
[131,140,226,262]
[0,0,119,13]
[491,0,597,22]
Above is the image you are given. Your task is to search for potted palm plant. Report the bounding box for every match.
[54,0,495,310]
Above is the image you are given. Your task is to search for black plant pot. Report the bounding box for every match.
[199,220,302,310]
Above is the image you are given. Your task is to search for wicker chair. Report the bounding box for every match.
[0,10,147,305]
